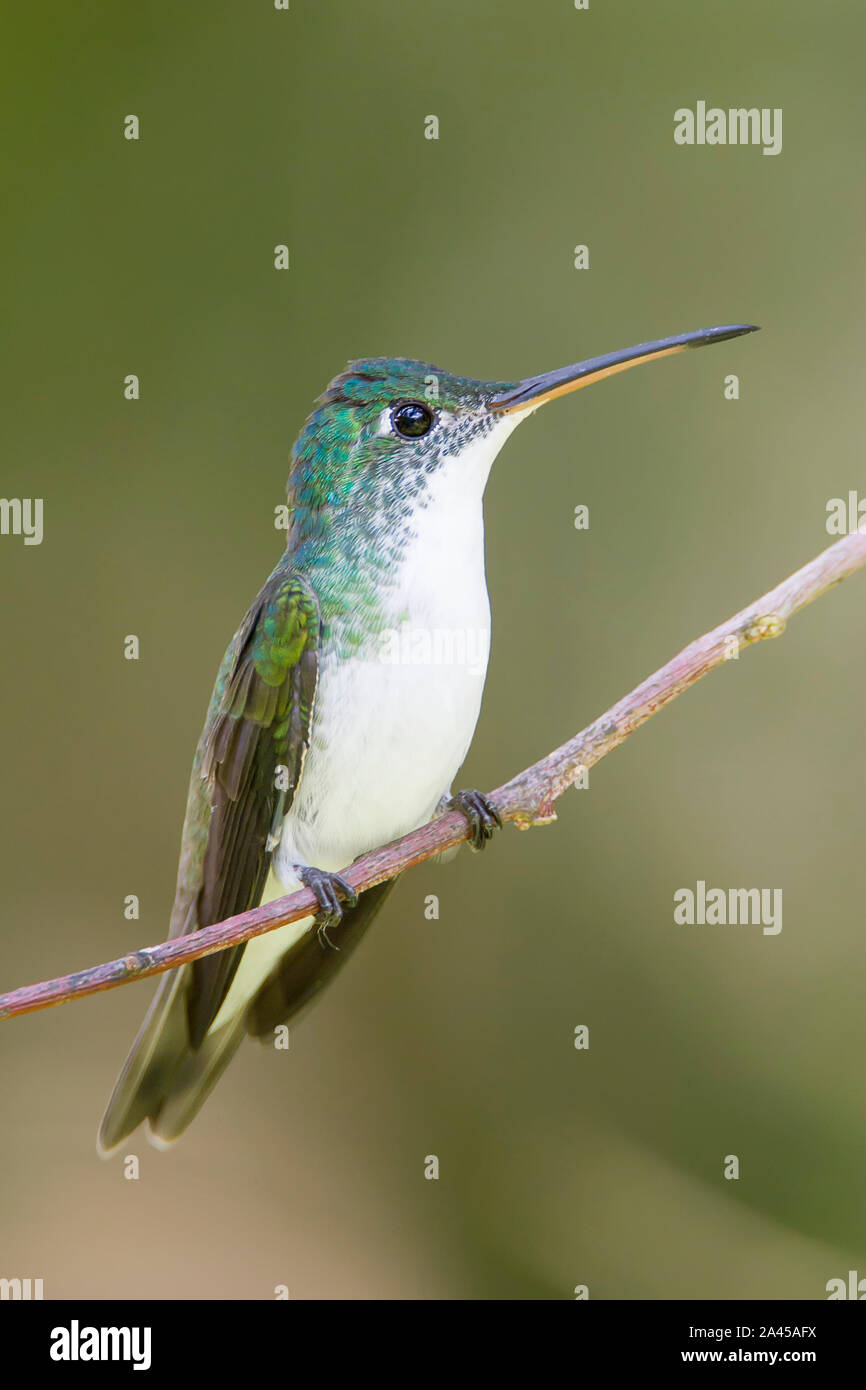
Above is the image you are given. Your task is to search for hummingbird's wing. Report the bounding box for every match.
[181,561,320,1044]
[97,561,319,1153]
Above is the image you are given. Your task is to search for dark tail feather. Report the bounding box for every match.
[97,878,397,1152]
[246,878,397,1036]
[97,964,255,1154]
[97,967,187,1155]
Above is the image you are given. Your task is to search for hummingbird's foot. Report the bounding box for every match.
[448,789,503,851]
[296,866,359,951]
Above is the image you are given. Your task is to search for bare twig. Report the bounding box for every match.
[2,528,865,1022]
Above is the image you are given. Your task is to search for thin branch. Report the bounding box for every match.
[2,528,865,1022]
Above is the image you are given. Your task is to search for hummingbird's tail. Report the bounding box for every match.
[95,965,247,1155]
[96,876,398,1153]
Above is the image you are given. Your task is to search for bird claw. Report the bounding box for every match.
[448,789,502,850]
[317,920,339,951]
[295,866,359,950]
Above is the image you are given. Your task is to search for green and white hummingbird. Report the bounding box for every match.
[98,322,756,1152]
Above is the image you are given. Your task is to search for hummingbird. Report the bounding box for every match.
[97,322,757,1153]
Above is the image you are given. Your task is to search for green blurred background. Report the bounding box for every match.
[2,0,865,1299]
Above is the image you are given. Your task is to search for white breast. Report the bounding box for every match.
[279,446,498,875]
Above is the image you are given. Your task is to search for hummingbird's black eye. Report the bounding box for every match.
[391,401,434,439]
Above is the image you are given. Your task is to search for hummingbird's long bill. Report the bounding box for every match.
[488,322,759,413]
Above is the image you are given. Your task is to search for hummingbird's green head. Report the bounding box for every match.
[287,356,516,526]
[285,324,758,636]
[287,323,758,538]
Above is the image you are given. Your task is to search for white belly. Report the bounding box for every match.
[280,631,488,871]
